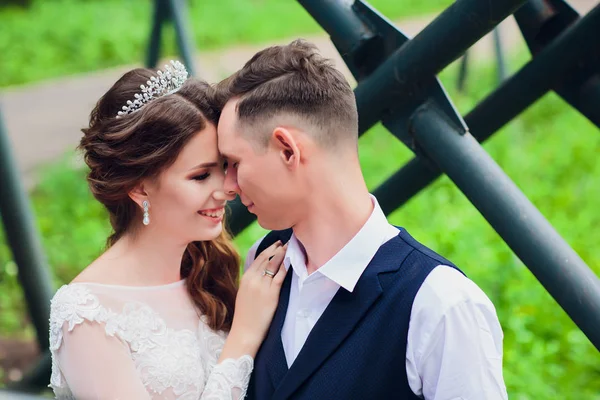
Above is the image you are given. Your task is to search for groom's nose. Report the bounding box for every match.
[223,167,240,197]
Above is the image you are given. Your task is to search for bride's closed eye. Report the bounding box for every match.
[192,172,210,181]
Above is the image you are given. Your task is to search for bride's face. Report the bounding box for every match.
[142,123,233,243]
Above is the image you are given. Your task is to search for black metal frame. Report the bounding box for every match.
[146,0,197,75]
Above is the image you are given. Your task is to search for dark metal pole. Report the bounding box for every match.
[166,0,197,76]
[558,74,600,128]
[227,197,255,237]
[468,3,600,139]
[514,1,600,127]
[296,0,375,54]
[514,0,578,55]
[146,0,168,69]
[372,3,600,216]
[0,108,54,351]
[492,27,507,83]
[456,51,469,92]
[355,0,528,133]
[373,157,440,215]
[5,351,51,392]
[409,102,600,350]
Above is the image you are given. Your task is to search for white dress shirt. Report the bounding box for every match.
[244,195,508,400]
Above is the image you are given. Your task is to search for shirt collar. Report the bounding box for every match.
[283,195,392,292]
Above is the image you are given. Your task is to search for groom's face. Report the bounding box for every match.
[217,99,300,230]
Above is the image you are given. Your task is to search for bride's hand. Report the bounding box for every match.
[221,241,288,359]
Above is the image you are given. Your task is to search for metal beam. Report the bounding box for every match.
[515,1,600,127]
[166,0,197,76]
[0,108,54,351]
[146,0,169,70]
[227,197,255,237]
[373,2,600,216]
[146,0,197,75]
[469,2,600,139]
[409,102,600,350]
[5,351,51,393]
[355,0,528,133]
[296,0,375,55]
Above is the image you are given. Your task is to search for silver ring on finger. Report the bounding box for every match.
[263,269,276,278]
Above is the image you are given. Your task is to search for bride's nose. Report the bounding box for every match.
[213,186,236,202]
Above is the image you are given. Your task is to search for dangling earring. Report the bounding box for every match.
[142,200,150,226]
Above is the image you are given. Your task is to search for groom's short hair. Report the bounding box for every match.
[216,39,358,149]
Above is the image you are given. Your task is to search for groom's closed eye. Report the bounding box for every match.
[223,159,239,170]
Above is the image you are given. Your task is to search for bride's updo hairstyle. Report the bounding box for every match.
[79,65,240,332]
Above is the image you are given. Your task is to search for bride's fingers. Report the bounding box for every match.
[262,244,287,276]
[247,241,281,274]
[266,243,288,272]
[271,261,288,287]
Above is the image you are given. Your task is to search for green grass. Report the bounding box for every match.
[0,0,451,88]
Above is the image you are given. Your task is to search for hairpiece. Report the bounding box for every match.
[116,60,188,117]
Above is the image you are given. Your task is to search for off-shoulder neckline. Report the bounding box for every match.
[67,278,186,291]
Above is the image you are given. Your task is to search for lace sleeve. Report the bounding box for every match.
[49,285,151,399]
[201,356,254,400]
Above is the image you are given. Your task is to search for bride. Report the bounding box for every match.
[49,61,287,399]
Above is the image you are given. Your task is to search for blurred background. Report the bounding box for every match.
[0,0,599,398]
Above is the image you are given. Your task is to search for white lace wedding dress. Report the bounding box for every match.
[49,279,253,399]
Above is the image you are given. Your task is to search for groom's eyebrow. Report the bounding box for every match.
[220,153,237,161]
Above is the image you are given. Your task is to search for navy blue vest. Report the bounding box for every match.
[247,227,461,400]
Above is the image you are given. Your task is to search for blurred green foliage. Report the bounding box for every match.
[0,0,452,88]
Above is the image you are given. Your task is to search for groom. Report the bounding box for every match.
[216,40,508,399]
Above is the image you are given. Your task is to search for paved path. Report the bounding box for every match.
[0,0,596,187]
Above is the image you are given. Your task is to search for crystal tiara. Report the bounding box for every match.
[116,60,189,117]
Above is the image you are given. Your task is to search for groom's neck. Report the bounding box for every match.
[293,164,372,275]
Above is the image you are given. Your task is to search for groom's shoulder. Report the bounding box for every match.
[391,227,460,272]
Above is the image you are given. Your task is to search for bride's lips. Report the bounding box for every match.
[197,207,225,223]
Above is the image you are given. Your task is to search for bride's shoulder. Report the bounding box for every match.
[50,258,130,333]
[49,257,121,328]
[50,280,108,323]
[69,256,124,286]
[49,281,112,350]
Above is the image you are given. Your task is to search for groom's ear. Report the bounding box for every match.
[272,127,301,170]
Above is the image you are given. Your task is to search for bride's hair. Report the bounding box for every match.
[79,68,240,332]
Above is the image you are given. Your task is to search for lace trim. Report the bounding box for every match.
[202,356,254,400]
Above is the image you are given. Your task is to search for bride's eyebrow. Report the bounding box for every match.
[188,162,219,171]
